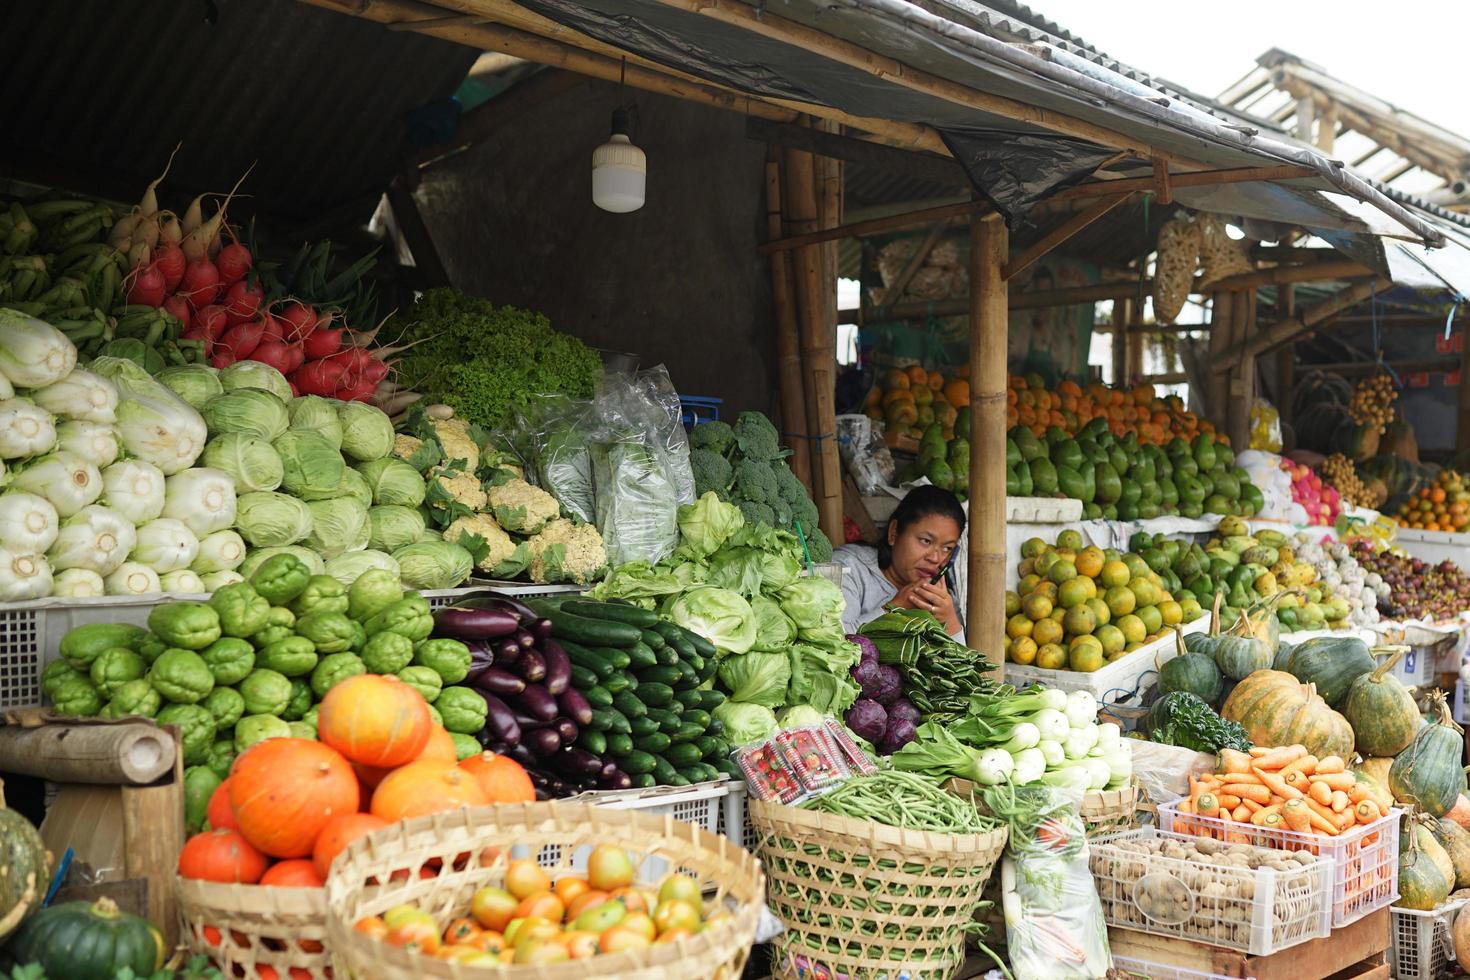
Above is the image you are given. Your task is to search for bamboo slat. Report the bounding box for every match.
[968,213,1008,667]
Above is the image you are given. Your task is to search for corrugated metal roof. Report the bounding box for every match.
[0,0,476,224]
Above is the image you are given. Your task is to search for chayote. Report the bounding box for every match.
[106,678,161,718]
[347,568,402,622]
[158,703,218,766]
[396,665,442,704]
[295,612,357,654]
[311,653,366,698]
[203,686,246,730]
[288,575,349,618]
[251,553,312,605]
[412,638,471,685]
[205,740,236,781]
[149,649,215,704]
[238,668,292,716]
[235,714,291,753]
[59,623,148,669]
[302,704,319,728]
[198,637,255,686]
[434,686,488,735]
[450,732,481,761]
[287,720,318,740]
[41,660,85,697]
[360,631,413,674]
[425,703,443,727]
[208,582,271,639]
[265,606,296,630]
[347,620,367,653]
[148,602,222,651]
[364,595,432,642]
[51,676,103,716]
[281,679,312,721]
[250,625,294,648]
[136,634,168,665]
[257,635,318,677]
[90,648,146,700]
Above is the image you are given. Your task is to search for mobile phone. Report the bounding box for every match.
[930,555,954,585]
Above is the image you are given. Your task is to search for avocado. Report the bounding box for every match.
[926,459,955,491]
[1051,438,1085,473]
[1056,464,1089,502]
[955,407,971,440]
[1093,461,1122,503]
[1005,438,1022,468]
[1082,501,1103,519]
[1192,433,1218,472]
[1028,457,1059,495]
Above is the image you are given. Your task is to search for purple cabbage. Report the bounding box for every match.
[873,664,903,706]
[847,633,880,666]
[851,658,883,700]
[887,698,921,728]
[877,717,917,755]
[844,698,888,744]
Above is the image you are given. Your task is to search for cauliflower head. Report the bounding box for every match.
[486,477,560,534]
[527,518,608,585]
[443,513,519,573]
[429,465,488,511]
[393,433,424,460]
[430,417,480,471]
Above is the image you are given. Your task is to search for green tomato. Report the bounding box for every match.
[235,714,292,753]
[149,649,215,704]
[51,676,103,716]
[90,648,146,700]
[347,568,402,622]
[251,553,312,605]
[41,660,85,697]
[205,740,236,781]
[288,575,349,618]
[360,631,413,674]
[238,668,292,716]
[364,596,432,643]
[412,639,471,685]
[106,678,161,718]
[295,612,357,654]
[257,636,318,677]
[157,703,218,765]
[311,653,366,698]
[434,686,488,735]
[449,733,481,761]
[198,637,255,686]
[148,602,223,651]
[203,687,246,730]
[208,582,271,639]
[59,623,148,670]
[281,679,313,721]
[396,665,442,704]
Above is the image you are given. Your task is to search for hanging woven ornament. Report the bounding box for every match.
[1197,213,1255,290]
[1153,213,1202,323]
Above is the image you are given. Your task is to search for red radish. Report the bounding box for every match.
[281,341,306,375]
[337,378,377,402]
[217,321,264,361]
[359,359,391,386]
[180,258,222,306]
[211,352,234,369]
[154,242,186,291]
[249,341,295,374]
[183,166,252,262]
[126,263,166,307]
[293,358,348,396]
[216,242,252,284]
[223,279,263,323]
[302,326,343,360]
[289,381,300,397]
[257,315,284,343]
[163,295,192,330]
[276,301,317,342]
[194,304,230,340]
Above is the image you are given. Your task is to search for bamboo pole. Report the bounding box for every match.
[1226,293,1256,450]
[1205,293,1233,428]
[1111,299,1131,386]
[969,213,1008,666]
[1457,318,1470,454]
[764,153,812,490]
[1211,278,1389,370]
[1275,285,1296,428]
[816,127,846,547]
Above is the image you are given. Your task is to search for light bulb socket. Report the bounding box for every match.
[610,106,634,139]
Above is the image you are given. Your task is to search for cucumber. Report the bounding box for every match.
[603,672,632,695]
[547,610,643,647]
[682,709,711,730]
[625,641,658,670]
[667,773,691,787]
[560,640,618,680]
[674,660,698,689]
[690,763,721,782]
[715,758,744,779]
[606,732,634,756]
[664,742,702,768]
[568,664,601,690]
[559,600,660,628]
[638,682,674,707]
[633,732,671,753]
[628,715,660,737]
[697,690,725,711]
[651,621,689,648]
[707,718,724,737]
[651,757,678,785]
[588,646,631,670]
[673,625,716,659]
[669,722,704,744]
[645,707,680,731]
[577,730,607,755]
[621,750,657,775]
[694,735,722,758]
[636,664,683,687]
[655,644,680,667]
[632,773,657,789]
[582,685,613,709]
[674,689,704,710]
[682,651,705,674]
[696,657,717,683]
[639,629,666,650]
[589,707,629,733]
[675,767,705,784]
[612,692,646,719]
[604,708,632,734]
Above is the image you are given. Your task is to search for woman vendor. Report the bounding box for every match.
[831,485,966,638]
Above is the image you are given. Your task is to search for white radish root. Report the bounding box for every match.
[139,142,180,217]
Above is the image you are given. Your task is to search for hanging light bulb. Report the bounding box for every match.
[592,107,646,213]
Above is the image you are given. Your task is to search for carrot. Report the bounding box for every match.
[1178,798,1196,815]
[1253,767,1303,801]
[1308,780,1333,806]
[1311,772,1356,792]
[1314,756,1345,775]
[1251,804,1284,825]
[1259,812,1286,831]
[1219,749,1254,775]
[1189,774,1203,807]
[1304,805,1340,836]
[1249,746,1273,758]
[1330,790,1350,813]
[1252,745,1308,771]
[1337,807,1357,830]
[1283,799,1312,833]
[1280,755,1319,780]
[1232,803,1252,821]
[1216,794,1242,810]
[1196,793,1220,818]
[1242,799,1264,813]
[1305,797,1343,834]
[1221,783,1272,805]
[1354,799,1383,823]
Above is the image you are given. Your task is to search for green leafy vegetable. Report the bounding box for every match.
[1146,691,1252,753]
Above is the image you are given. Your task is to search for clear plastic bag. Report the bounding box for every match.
[590,434,679,566]
[512,393,596,525]
[1250,397,1283,452]
[600,365,696,508]
[837,413,896,495]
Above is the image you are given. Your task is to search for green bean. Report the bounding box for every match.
[801,770,998,833]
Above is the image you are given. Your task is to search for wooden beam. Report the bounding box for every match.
[1212,278,1389,371]
[1312,356,1457,377]
[1111,300,1131,386]
[1049,164,1317,202]
[881,222,949,306]
[1139,371,1190,385]
[1002,193,1131,280]
[1203,259,1374,292]
[758,200,982,255]
[1456,325,1470,452]
[745,118,969,188]
[850,279,1141,321]
[415,67,586,167]
[1153,158,1173,205]
[764,155,811,490]
[385,178,451,288]
[1205,294,1232,428]
[969,212,1008,667]
[1227,293,1256,450]
[1316,103,1338,153]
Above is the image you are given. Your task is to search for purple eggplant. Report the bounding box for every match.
[480,693,522,745]
[600,759,621,780]
[518,649,547,683]
[540,640,572,695]
[553,747,604,778]
[455,592,540,622]
[473,667,526,698]
[530,618,554,640]
[494,637,523,666]
[515,628,536,650]
[499,741,541,770]
[514,683,559,722]
[599,769,633,791]
[523,726,562,758]
[433,604,521,640]
[552,717,579,744]
[511,711,543,729]
[556,688,593,727]
[462,640,497,685]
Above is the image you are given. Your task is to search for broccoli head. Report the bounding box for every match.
[732,458,778,504]
[690,448,733,497]
[736,499,776,528]
[790,495,820,533]
[773,461,810,508]
[802,526,833,563]
[688,420,735,456]
[732,411,784,461]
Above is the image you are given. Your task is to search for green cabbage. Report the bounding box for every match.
[711,701,777,744]
[289,395,344,449]
[676,491,743,559]
[779,577,847,636]
[239,545,325,579]
[324,549,400,587]
[234,491,313,547]
[202,433,284,493]
[337,402,394,462]
[664,586,756,655]
[391,540,473,590]
[218,361,292,401]
[155,365,222,411]
[338,467,374,509]
[306,496,370,558]
[778,705,827,729]
[749,595,797,652]
[716,652,790,708]
[368,505,427,552]
[203,388,289,442]
[357,458,427,508]
[274,430,347,498]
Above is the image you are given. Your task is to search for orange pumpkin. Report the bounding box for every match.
[354,725,458,790]
[259,859,325,888]
[206,778,238,831]
[312,812,390,879]
[319,674,433,768]
[372,760,489,822]
[178,828,269,883]
[459,752,535,804]
[230,738,360,858]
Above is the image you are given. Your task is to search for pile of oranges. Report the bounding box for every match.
[1008,374,1213,446]
[865,364,967,443]
[1394,469,1470,532]
[355,848,724,966]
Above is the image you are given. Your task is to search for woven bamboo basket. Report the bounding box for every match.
[323,802,764,980]
[176,877,330,979]
[944,778,1140,836]
[749,798,1007,980]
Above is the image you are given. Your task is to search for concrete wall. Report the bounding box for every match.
[414,78,778,418]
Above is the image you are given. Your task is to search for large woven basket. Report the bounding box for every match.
[749,798,1007,980]
[944,778,1141,836]
[176,877,330,979]
[323,802,764,979]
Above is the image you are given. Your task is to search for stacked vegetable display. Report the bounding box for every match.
[1349,537,1470,622]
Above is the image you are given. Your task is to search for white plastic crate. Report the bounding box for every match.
[1389,901,1466,980]
[1110,955,1234,980]
[1090,828,1332,955]
[1004,615,1210,709]
[1158,799,1400,927]
[715,780,755,852]
[564,780,732,881]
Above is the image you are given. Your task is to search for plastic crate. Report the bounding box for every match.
[1110,955,1235,980]
[1004,616,1210,709]
[565,780,732,880]
[679,395,723,428]
[1090,828,1332,955]
[1389,901,1466,980]
[716,780,755,851]
[1158,799,1400,927]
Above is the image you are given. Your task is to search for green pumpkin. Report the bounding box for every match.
[1272,641,1295,672]
[1343,650,1421,758]
[1214,632,1274,680]
[4,898,164,980]
[1396,822,1452,911]
[0,807,51,942]
[1158,651,1223,704]
[1429,817,1470,890]
[1286,636,1376,707]
[1390,693,1467,818]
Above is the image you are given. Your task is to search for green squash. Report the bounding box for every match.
[1343,649,1421,758]
[1390,693,1467,818]
[1159,651,1224,705]
[4,898,164,980]
[0,806,50,942]
[1397,818,1452,911]
[1272,641,1295,672]
[183,765,222,835]
[1430,817,1470,890]
[1286,636,1376,707]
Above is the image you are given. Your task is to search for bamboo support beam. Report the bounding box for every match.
[765,154,812,491]
[1312,356,1456,376]
[968,213,1008,667]
[1201,259,1374,292]
[758,200,981,255]
[1460,320,1470,453]
[1205,294,1232,428]
[1226,293,1256,450]
[1048,164,1317,202]
[1211,278,1390,372]
[851,279,1141,321]
[1002,193,1132,281]
[1153,158,1173,205]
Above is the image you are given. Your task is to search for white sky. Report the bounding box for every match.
[1030,1,1470,147]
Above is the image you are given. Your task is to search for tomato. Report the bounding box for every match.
[518,940,571,964]
[571,898,626,934]
[505,859,551,900]
[657,874,704,915]
[385,917,440,954]
[442,917,482,945]
[554,876,591,905]
[566,889,610,919]
[563,930,601,959]
[470,886,518,932]
[587,844,635,891]
[656,927,694,944]
[620,912,657,942]
[652,899,700,935]
[599,924,652,954]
